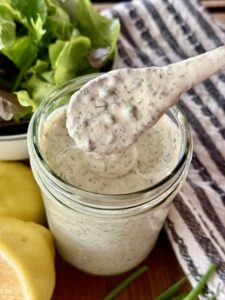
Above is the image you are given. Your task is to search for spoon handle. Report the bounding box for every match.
[161,45,225,105]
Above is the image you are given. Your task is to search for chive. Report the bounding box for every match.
[103,265,148,300]
[183,264,217,300]
[155,276,188,300]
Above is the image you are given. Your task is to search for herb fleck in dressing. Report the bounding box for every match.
[40,106,182,194]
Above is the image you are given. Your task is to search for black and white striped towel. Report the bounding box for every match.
[106,0,225,298]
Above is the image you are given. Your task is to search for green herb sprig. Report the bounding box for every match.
[104,264,217,300]
[103,265,148,300]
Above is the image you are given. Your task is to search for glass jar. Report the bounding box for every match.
[28,74,193,276]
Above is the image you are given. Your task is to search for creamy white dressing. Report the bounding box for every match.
[67,46,225,155]
[37,99,189,275]
[40,106,182,194]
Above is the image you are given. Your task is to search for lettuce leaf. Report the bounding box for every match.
[27,59,49,75]
[30,14,46,42]
[75,0,120,59]
[0,1,27,28]
[17,74,55,110]
[0,13,16,50]
[11,0,47,20]
[45,0,72,40]
[11,0,48,40]
[0,89,24,120]
[49,36,92,84]
[2,36,37,70]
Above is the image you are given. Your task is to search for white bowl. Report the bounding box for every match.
[0,133,29,160]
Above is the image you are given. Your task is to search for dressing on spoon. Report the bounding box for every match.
[67,46,225,156]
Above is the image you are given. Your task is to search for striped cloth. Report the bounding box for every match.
[105,0,225,298]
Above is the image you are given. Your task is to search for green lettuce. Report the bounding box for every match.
[45,0,72,40]
[49,36,92,84]
[0,0,120,123]
[17,74,55,110]
[0,13,16,50]
[75,0,120,59]
[2,36,38,70]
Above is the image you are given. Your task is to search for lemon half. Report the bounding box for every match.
[0,217,55,300]
[0,161,45,224]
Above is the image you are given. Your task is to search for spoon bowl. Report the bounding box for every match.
[67,46,225,155]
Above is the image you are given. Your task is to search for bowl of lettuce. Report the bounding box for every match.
[0,0,120,160]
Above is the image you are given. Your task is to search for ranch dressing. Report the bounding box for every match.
[67,46,225,155]
[40,106,182,194]
[33,97,192,275]
[37,102,187,275]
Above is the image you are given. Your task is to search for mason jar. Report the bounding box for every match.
[27,74,193,276]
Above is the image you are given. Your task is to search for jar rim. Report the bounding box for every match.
[28,73,193,208]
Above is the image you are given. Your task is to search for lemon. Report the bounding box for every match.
[0,217,55,300]
[0,161,45,224]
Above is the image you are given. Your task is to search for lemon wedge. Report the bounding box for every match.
[0,161,45,224]
[0,217,55,300]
